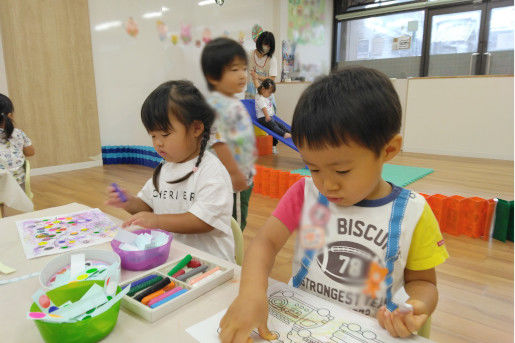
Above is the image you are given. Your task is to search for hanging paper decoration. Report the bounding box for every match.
[195,40,201,48]
[238,31,245,44]
[171,34,179,45]
[156,20,168,41]
[252,24,263,42]
[202,28,212,44]
[180,24,192,44]
[222,30,230,38]
[125,17,139,37]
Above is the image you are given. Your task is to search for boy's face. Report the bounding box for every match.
[300,136,401,207]
[210,57,247,96]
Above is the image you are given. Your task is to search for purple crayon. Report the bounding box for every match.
[111,183,127,202]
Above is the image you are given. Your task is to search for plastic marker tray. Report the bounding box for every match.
[120,255,234,322]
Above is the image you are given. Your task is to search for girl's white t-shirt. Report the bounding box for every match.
[255,94,275,119]
[138,151,235,262]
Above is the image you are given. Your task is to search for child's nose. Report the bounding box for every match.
[324,178,340,191]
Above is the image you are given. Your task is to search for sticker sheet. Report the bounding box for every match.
[16,209,118,259]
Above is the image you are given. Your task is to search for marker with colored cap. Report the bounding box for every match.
[167,254,192,276]
[111,183,127,202]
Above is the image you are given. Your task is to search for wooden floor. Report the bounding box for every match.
[8,146,514,343]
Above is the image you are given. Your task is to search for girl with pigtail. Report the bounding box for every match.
[106,80,235,262]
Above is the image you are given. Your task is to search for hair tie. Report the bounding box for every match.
[192,166,198,173]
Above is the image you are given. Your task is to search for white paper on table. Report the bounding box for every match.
[186,282,434,343]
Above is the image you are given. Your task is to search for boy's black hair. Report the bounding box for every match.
[292,66,401,156]
[201,37,247,91]
[257,78,276,94]
[141,80,215,190]
[255,31,275,57]
[0,93,14,139]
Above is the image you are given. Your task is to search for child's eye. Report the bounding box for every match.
[337,170,350,174]
[310,169,320,173]
[161,133,170,137]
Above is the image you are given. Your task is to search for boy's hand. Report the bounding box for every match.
[376,299,428,338]
[219,293,277,343]
[105,185,132,209]
[233,172,249,192]
[122,211,159,229]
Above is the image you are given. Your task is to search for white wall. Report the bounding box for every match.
[403,76,514,160]
[275,76,514,161]
[0,23,8,95]
[89,0,277,146]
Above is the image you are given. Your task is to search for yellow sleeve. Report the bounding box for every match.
[406,203,449,271]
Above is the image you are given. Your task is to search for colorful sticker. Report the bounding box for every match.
[180,24,192,44]
[202,28,212,44]
[156,20,168,41]
[125,17,139,37]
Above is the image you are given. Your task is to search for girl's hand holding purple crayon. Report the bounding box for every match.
[122,211,159,229]
[105,184,133,210]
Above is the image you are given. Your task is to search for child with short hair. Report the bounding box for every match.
[219,67,449,342]
[201,37,256,230]
[256,78,291,154]
[0,93,35,186]
[106,80,235,262]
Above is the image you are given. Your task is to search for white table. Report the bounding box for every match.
[0,203,432,342]
[0,203,240,342]
[0,169,33,213]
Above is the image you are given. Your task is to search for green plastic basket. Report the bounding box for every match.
[30,280,122,343]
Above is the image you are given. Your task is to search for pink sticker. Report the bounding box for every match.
[38,295,50,308]
[106,277,110,286]
[29,312,46,319]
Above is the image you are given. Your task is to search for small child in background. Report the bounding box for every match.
[0,93,35,186]
[255,78,291,154]
[201,37,256,230]
[219,67,449,342]
[106,80,235,262]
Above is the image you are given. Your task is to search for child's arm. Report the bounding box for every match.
[376,268,437,338]
[105,185,152,214]
[23,146,35,157]
[261,107,272,122]
[212,142,249,192]
[121,211,214,233]
[219,216,290,343]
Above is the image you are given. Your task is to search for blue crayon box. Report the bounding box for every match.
[120,254,234,322]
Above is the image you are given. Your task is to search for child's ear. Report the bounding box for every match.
[382,134,402,162]
[191,120,205,138]
[206,76,219,90]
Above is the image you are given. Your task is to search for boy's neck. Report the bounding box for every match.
[214,89,236,98]
[365,179,393,201]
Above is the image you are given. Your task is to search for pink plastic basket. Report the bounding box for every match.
[111,229,173,271]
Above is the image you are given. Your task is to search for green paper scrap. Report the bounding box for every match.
[507,201,514,242]
[493,199,511,242]
[290,164,434,187]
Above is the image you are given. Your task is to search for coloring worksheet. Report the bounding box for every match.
[16,209,118,259]
[186,282,432,343]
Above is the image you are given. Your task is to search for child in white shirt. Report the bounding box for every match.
[255,78,291,153]
[0,93,35,186]
[106,80,235,262]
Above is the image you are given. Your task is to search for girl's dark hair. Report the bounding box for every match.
[292,66,401,156]
[257,78,276,94]
[201,37,247,91]
[141,80,215,191]
[256,31,275,57]
[0,93,14,140]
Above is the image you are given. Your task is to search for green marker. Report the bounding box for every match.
[167,254,192,276]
